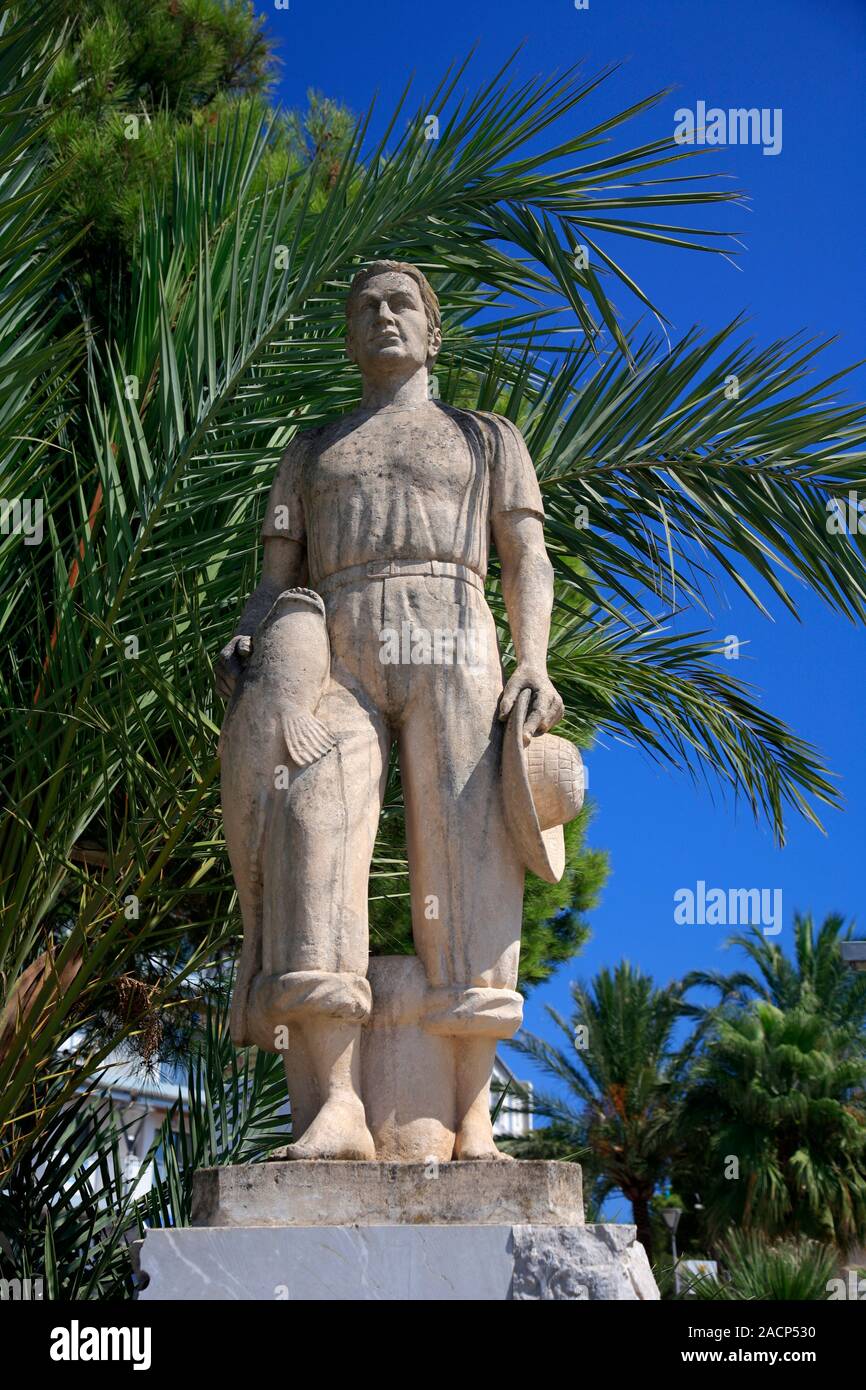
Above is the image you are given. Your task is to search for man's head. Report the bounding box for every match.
[345,261,441,380]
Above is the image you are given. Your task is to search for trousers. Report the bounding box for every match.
[257,572,526,1041]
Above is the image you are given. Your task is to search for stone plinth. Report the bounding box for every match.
[138,1222,658,1301]
[191,1159,585,1228]
[135,1161,660,1301]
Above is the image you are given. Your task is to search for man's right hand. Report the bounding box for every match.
[215,634,252,700]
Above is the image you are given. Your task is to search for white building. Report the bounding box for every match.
[491,1054,534,1139]
[89,1053,185,1198]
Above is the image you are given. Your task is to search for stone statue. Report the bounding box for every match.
[217,261,583,1163]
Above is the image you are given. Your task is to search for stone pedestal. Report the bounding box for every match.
[191,1158,585,1227]
[137,1161,659,1301]
[138,1221,657,1300]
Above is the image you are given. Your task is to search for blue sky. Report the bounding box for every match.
[261,0,866,1118]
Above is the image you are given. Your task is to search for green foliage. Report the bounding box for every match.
[143,1004,291,1231]
[42,0,354,334]
[0,1003,290,1299]
[685,913,866,1035]
[50,0,270,116]
[689,1230,838,1302]
[680,1001,866,1248]
[510,962,693,1257]
[46,0,271,234]
[499,1121,587,1166]
[0,1078,143,1299]
[503,938,861,1263]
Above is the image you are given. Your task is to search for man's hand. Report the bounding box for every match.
[216,540,305,700]
[499,663,564,742]
[215,634,252,700]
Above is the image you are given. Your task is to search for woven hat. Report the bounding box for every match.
[502,688,585,883]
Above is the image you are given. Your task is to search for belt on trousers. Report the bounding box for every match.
[316,558,486,597]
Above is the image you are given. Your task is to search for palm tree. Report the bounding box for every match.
[510,963,691,1257]
[681,1001,866,1248]
[685,914,866,1035]
[4,4,866,1286]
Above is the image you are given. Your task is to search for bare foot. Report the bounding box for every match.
[453,1121,514,1161]
[284,1096,375,1161]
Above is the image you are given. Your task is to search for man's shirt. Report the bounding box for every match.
[261,402,545,587]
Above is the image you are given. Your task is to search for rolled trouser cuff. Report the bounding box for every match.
[423,986,524,1040]
[245,970,372,1052]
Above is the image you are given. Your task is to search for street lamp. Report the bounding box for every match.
[662,1206,683,1294]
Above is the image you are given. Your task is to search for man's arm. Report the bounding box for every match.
[215,537,305,699]
[492,509,564,740]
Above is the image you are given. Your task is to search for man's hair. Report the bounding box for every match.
[345,260,441,363]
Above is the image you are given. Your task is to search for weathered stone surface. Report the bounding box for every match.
[137,1222,657,1301]
[361,956,457,1163]
[511,1224,659,1301]
[216,260,579,1162]
[191,1159,584,1229]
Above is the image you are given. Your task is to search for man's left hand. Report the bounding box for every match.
[499,664,564,741]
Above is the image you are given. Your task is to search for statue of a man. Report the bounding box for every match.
[216,261,564,1162]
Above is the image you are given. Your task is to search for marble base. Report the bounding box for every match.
[137,1222,659,1301]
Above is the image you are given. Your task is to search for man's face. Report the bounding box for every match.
[347,272,438,379]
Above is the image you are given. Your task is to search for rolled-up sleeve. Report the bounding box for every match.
[486,414,544,520]
[261,437,306,543]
